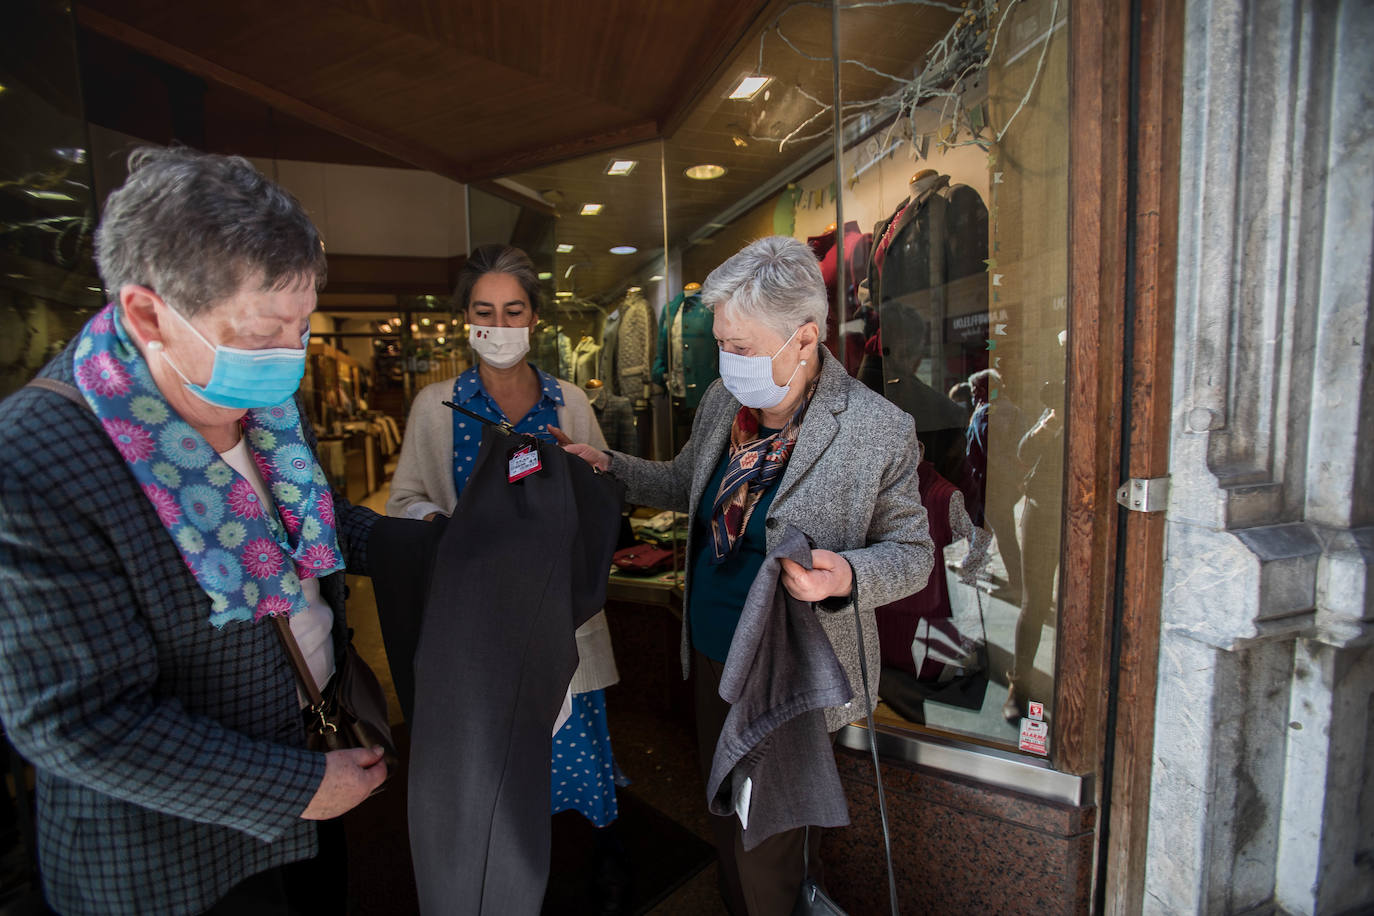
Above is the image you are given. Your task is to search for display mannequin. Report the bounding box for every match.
[865,169,989,488]
[572,334,602,388]
[652,282,717,447]
[600,288,654,406]
[584,377,637,456]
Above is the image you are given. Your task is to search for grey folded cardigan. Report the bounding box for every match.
[706,524,855,850]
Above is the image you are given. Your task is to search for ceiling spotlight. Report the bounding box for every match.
[579,203,604,216]
[420,316,431,326]
[378,322,393,333]
[685,164,727,181]
[555,291,574,299]
[649,275,664,282]
[609,245,638,255]
[436,336,446,344]
[556,244,575,253]
[605,159,638,176]
[728,75,771,101]
[732,136,749,148]
[410,323,419,333]
[538,271,553,280]
[627,286,642,293]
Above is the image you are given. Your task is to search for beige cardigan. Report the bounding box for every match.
[386,373,618,695]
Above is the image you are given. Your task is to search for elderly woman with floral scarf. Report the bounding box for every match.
[563,236,934,915]
[0,147,406,915]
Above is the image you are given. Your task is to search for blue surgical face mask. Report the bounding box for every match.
[717,326,805,410]
[159,305,309,409]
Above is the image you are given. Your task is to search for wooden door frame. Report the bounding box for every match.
[1057,0,1183,910]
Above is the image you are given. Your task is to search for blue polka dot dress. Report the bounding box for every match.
[551,690,619,826]
[449,365,620,826]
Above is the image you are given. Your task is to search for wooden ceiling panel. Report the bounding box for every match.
[77,0,776,181]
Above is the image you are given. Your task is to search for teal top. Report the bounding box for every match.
[687,430,783,662]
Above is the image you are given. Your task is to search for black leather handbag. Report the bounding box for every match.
[273,617,398,787]
[793,582,899,916]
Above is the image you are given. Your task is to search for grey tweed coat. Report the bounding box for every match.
[0,344,378,915]
[608,351,934,731]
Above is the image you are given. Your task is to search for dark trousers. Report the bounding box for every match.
[206,819,348,915]
[693,652,823,916]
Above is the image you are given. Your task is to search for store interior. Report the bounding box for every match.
[2,0,1070,911]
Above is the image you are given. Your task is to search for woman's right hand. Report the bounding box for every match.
[549,425,611,472]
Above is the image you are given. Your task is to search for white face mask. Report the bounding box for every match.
[717,326,805,409]
[469,324,530,369]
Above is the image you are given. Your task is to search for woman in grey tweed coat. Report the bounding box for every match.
[563,236,934,915]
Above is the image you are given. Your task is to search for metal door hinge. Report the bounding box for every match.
[1116,477,1169,513]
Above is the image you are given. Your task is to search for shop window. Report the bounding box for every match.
[837,0,1069,753]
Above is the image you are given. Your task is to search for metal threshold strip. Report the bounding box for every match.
[836,724,1090,807]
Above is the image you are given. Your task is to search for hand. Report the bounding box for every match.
[779,550,853,603]
[300,746,388,820]
[549,426,611,473]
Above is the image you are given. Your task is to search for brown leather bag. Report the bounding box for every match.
[273,617,398,787]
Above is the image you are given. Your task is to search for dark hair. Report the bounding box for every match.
[452,244,542,315]
[94,146,326,316]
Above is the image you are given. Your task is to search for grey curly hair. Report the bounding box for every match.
[94,146,327,316]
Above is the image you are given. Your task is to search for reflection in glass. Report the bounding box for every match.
[0,2,103,399]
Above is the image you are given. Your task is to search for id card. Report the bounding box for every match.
[507,444,541,483]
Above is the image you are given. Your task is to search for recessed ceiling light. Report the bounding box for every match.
[728,75,771,101]
[627,286,642,293]
[420,316,431,326]
[25,190,75,201]
[649,275,664,282]
[685,164,727,181]
[537,271,553,280]
[580,203,604,216]
[605,159,638,176]
[555,291,574,298]
[732,136,749,148]
[609,245,638,255]
[556,244,574,253]
[410,323,419,333]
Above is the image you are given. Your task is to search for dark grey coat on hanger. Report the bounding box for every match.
[402,426,624,915]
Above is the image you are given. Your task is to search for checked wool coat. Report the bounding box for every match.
[0,343,378,915]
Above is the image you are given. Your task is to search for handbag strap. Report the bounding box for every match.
[850,581,900,916]
[25,377,87,407]
[271,615,327,708]
[803,579,900,915]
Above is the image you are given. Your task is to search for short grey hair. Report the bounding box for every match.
[700,236,829,343]
[94,146,327,317]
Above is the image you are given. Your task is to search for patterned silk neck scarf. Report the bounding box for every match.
[708,377,819,563]
[73,304,344,628]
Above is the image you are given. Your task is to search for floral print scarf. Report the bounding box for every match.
[73,304,343,627]
[707,377,819,563]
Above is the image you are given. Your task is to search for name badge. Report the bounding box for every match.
[507,444,541,483]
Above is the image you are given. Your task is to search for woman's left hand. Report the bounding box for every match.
[779,550,853,603]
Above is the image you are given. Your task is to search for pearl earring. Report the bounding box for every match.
[148,340,164,351]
